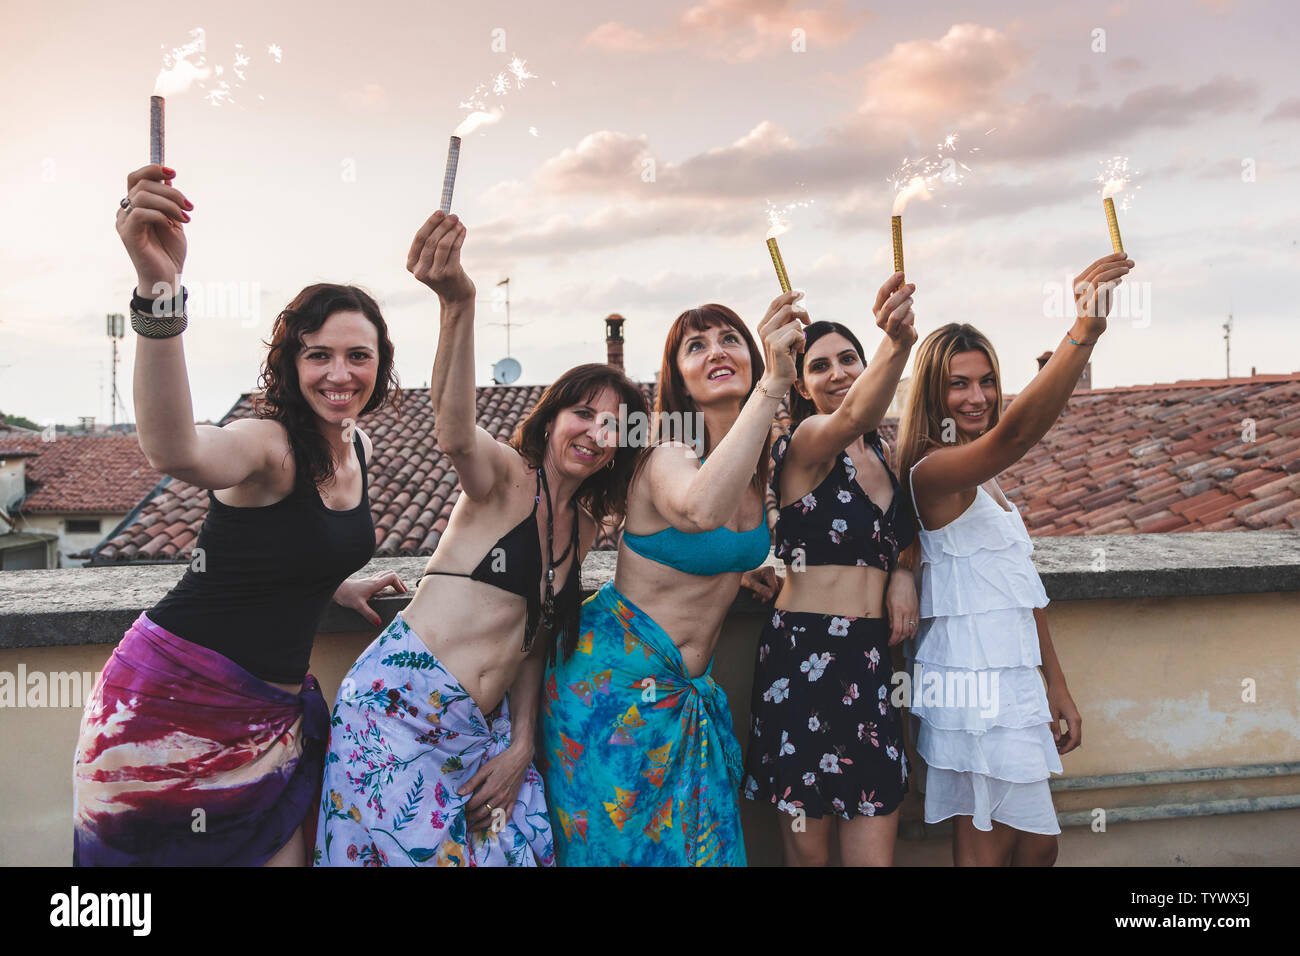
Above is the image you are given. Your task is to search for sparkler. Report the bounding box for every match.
[1095,156,1138,255]
[440,136,461,215]
[763,199,812,293]
[766,233,792,293]
[150,96,165,165]
[443,54,539,215]
[886,132,971,280]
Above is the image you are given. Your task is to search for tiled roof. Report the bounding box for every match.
[1000,372,1300,534]
[1,434,163,514]
[90,371,1300,563]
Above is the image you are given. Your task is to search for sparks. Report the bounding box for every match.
[1094,155,1142,211]
[455,51,545,137]
[764,198,815,240]
[156,28,282,105]
[509,57,536,87]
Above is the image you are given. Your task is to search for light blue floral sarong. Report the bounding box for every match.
[315,612,554,867]
[539,581,746,866]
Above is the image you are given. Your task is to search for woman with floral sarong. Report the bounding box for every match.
[314,211,648,866]
[540,294,806,866]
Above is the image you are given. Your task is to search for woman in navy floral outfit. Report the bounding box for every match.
[743,273,919,866]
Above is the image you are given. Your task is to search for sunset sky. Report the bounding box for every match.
[2,0,1297,427]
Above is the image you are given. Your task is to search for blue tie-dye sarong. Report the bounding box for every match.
[539,581,746,866]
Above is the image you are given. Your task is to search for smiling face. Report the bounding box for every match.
[676,319,753,406]
[296,310,380,430]
[547,385,623,481]
[796,332,864,415]
[944,349,999,438]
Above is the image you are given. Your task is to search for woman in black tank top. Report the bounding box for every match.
[314,210,650,867]
[74,161,408,869]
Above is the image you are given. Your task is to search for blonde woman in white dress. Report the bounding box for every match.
[896,252,1133,866]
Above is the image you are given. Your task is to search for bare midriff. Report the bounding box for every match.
[774,563,889,619]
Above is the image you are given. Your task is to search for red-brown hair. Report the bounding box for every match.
[645,303,772,493]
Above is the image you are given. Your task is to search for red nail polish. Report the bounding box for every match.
[181,212,190,222]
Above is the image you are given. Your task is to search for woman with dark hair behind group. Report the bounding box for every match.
[315,210,649,867]
[743,273,919,866]
[74,163,406,867]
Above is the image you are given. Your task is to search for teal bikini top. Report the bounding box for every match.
[622,521,771,576]
[621,455,772,576]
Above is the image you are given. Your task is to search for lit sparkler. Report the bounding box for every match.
[1095,156,1140,254]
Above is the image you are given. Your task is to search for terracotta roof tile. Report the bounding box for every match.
[3,435,163,514]
[1002,371,1300,536]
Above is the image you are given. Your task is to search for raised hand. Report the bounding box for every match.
[757,290,809,389]
[407,210,475,305]
[872,272,918,348]
[117,165,191,297]
[1072,252,1134,337]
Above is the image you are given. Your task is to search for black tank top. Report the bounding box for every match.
[149,432,376,683]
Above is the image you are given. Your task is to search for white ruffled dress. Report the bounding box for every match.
[906,461,1062,835]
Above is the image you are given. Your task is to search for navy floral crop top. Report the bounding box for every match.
[771,422,915,572]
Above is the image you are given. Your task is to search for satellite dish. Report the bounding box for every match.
[492,357,521,385]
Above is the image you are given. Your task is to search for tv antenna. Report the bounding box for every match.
[107,313,129,426]
[487,277,528,384]
[1222,307,1232,379]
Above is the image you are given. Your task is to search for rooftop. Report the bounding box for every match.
[88,371,1300,564]
[0,431,162,515]
[1001,372,1300,534]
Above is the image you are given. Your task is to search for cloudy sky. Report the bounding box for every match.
[2,0,1297,426]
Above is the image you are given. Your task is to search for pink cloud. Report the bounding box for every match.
[535,131,655,194]
[1264,97,1300,122]
[585,0,869,62]
[859,24,1028,124]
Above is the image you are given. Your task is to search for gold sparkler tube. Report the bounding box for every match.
[1103,197,1124,254]
[766,237,792,293]
[150,96,165,166]
[440,135,461,215]
[891,215,905,276]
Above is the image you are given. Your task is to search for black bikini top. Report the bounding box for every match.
[772,423,915,573]
[422,466,580,651]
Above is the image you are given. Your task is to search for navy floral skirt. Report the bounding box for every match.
[743,609,908,820]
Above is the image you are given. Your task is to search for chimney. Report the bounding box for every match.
[1037,351,1090,392]
[605,314,626,371]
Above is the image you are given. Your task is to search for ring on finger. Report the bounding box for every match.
[119,197,132,211]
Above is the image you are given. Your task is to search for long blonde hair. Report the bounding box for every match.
[897,324,1004,552]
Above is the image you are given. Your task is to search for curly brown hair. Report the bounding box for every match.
[255,283,402,488]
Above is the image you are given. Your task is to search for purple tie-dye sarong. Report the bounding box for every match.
[72,612,328,866]
[314,612,555,867]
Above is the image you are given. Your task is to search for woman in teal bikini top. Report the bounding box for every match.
[540,294,807,867]
[621,457,771,575]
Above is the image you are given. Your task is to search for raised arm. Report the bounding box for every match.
[407,210,512,501]
[118,164,273,489]
[643,291,805,532]
[787,271,917,466]
[913,252,1134,499]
